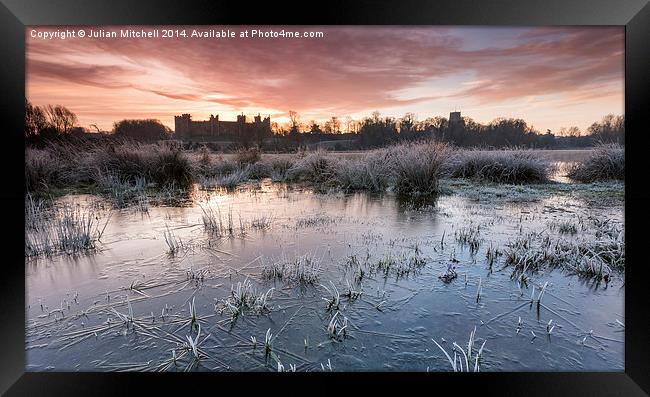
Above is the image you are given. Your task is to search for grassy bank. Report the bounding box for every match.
[25,141,623,205]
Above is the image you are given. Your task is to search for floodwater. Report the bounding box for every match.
[25,178,624,372]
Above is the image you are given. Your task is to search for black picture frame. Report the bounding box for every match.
[1,0,649,395]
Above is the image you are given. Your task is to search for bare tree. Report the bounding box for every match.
[25,99,48,138]
[44,104,78,134]
[330,116,341,134]
[308,120,322,134]
[567,126,581,137]
[288,110,301,134]
[344,116,353,133]
[399,112,417,133]
[323,120,333,134]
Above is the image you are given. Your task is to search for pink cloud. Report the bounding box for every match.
[26,26,623,131]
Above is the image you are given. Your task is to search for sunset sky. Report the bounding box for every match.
[26,26,624,133]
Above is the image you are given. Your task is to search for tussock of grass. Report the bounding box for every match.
[216,279,274,321]
[163,225,182,254]
[326,311,348,340]
[287,150,337,184]
[149,144,194,187]
[26,141,194,193]
[25,200,110,257]
[250,215,273,230]
[369,248,426,278]
[216,167,250,189]
[448,149,550,184]
[504,229,624,281]
[25,148,63,192]
[234,147,261,165]
[201,205,236,237]
[268,157,295,182]
[455,224,482,254]
[247,162,272,179]
[566,144,624,182]
[335,150,392,192]
[387,141,451,196]
[97,174,149,209]
[261,254,322,285]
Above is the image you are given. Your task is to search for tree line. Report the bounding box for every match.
[284,111,623,149]
[25,100,172,143]
[25,100,624,149]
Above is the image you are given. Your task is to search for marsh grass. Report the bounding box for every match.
[235,147,261,165]
[28,141,605,205]
[549,221,578,235]
[287,150,337,184]
[25,200,110,257]
[321,281,341,312]
[504,230,624,281]
[448,149,550,184]
[269,157,295,182]
[566,144,624,182]
[26,142,194,198]
[261,253,322,286]
[201,205,231,237]
[335,150,392,192]
[388,141,451,196]
[295,214,336,228]
[163,225,183,254]
[326,311,348,340]
[367,249,427,280]
[216,167,250,189]
[432,326,487,372]
[455,225,482,254]
[150,144,195,187]
[217,279,274,321]
[97,174,149,209]
[200,205,255,238]
[25,148,64,192]
[250,215,273,230]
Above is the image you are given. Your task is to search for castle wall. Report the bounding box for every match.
[174,114,271,139]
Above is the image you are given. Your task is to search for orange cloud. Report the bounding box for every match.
[26,26,623,132]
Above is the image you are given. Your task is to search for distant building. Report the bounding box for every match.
[174,113,271,139]
[449,111,464,127]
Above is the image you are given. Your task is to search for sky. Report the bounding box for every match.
[26,26,624,133]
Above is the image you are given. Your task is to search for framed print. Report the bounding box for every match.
[1,0,649,395]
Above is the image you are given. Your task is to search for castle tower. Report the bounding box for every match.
[449,111,462,126]
[263,115,271,134]
[174,113,192,136]
[236,114,245,135]
[209,114,219,136]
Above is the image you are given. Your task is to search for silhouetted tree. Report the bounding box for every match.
[25,99,48,138]
[324,117,341,134]
[44,104,78,134]
[358,112,398,148]
[399,113,417,133]
[588,114,624,144]
[308,121,322,134]
[113,119,171,141]
[288,110,301,135]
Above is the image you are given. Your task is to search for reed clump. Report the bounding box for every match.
[566,144,624,182]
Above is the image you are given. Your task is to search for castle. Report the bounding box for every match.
[449,111,464,127]
[174,113,271,139]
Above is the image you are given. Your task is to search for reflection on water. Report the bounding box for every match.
[26,181,624,372]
